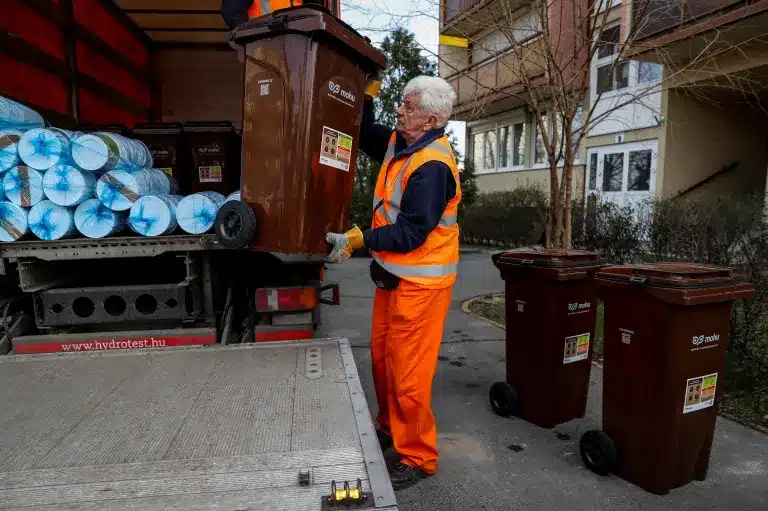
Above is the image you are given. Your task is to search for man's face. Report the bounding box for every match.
[396,92,438,144]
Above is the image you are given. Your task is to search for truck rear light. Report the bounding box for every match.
[255,287,318,312]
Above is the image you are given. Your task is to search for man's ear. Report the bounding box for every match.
[426,115,439,131]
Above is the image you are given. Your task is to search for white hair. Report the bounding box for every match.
[403,76,457,129]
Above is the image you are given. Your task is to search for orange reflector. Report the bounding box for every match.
[255,287,318,312]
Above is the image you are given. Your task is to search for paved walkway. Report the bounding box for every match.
[320,253,768,510]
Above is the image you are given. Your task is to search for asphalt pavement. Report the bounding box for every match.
[318,251,768,511]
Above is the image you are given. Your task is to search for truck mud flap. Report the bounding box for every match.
[11,328,216,355]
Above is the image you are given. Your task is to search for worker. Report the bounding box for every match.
[326,76,460,491]
[222,0,334,30]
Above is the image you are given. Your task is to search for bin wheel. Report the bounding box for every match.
[489,381,519,418]
[215,200,257,249]
[580,430,618,476]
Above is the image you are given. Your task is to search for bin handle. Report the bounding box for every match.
[629,275,647,286]
[268,15,287,31]
[521,259,534,266]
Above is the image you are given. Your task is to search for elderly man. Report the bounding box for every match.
[326,76,461,490]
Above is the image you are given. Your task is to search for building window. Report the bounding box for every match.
[597,25,620,58]
[532,108,582,166]
[637,62,663,84]
[628,149,652,190]
[597,61,630,94]
[588,153,598,191]
[533,111,548,165]
[602,153,624,192]
[472,131,497,173]
[499,122,526,168]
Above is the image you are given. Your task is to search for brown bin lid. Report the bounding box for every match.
[232,6,387,70]
[596,263,755,305]
[132,123,183,135]
[492,249,604,281]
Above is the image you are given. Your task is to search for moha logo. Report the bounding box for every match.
[692,333,720,346]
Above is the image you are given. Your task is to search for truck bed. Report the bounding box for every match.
[0,235,220,261]
[0,339,397,510]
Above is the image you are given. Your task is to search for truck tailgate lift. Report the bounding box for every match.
[0,339,397,510]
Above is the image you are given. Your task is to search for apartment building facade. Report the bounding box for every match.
[440,0,768,207]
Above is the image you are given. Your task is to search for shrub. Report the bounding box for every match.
[461,186,548,247]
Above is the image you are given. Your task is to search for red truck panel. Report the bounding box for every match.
[76,41,150,108]
[0,55,69,114]
[73,0,149,68]
[80,89,146,127]
[0,0,65,59]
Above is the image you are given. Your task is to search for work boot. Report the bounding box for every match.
[388,462,432,491]
[377,430,393,451]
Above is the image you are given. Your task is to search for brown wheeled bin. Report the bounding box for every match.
[213,6,386,253]
[131,123,185,185]
[490,250,604,428]
[580,263,755,495]
[182,121,241,196]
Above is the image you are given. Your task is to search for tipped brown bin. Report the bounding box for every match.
[215,6,386,254]
[580,263,755,495]
[490,250,604,428]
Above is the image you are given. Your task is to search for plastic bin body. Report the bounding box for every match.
[597,263,755,495]
[493,250,603,428]
[182,121,241,197]
[132,123,185,184]
[234,6,386,255]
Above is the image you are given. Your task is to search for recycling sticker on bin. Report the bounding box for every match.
[320,126,352,172]
[683,373,717,414]
[563,333,590,364]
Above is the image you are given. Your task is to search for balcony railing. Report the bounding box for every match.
[444,0,484,23]
[632,0,747,40]
[445,37,546,114]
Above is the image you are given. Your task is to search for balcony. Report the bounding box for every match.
[445,37,547,120]
[624,0,768,64]
[441,0,532,37]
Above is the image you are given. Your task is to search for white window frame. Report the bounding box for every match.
[585,140,658,197]
[470,128,497,175]
[530,107,583,170]
[497,117,528,172]
[591,24,664,103]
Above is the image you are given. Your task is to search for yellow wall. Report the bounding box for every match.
[662,91,768,198]
[476,166,586,198]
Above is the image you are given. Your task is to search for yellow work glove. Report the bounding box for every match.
[365,70,385,98]
[325,226,365,264]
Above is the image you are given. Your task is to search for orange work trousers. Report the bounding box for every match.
[370,280,453,474]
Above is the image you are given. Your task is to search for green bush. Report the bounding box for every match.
[460,186,548,247]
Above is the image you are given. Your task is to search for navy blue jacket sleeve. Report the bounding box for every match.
[359,99,394,164]
[221,0,252,30]
[363,162,457,254]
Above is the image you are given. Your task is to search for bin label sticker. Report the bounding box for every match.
[157,167,173,177]
[516,300,525,313]
[319,126,352,172]
[620,328,634,345]
[563,333,590,364]
[259,79,272,96]
[199,166,223,183]
[683,373,717,414]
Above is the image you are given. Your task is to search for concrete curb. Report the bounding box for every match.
[462,293,766,435]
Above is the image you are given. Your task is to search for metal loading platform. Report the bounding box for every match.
[0,339,397,510]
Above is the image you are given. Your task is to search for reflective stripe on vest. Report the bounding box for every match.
[248,0,298,18]
[377,140,454,226]
[373,254,458,278]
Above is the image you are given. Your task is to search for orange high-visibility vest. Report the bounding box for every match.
[371,133,462,289]
[248,0,302,18]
